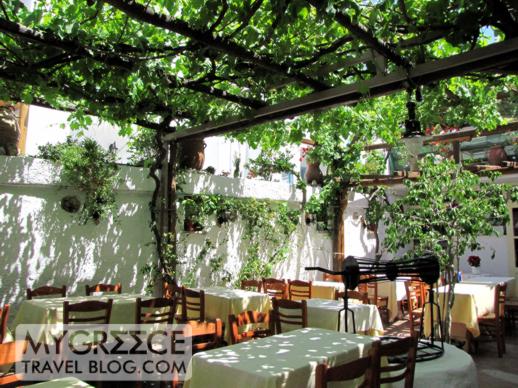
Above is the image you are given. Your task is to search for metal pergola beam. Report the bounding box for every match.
[165,37,518,142]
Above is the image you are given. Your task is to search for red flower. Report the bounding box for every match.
[467,255,481,267]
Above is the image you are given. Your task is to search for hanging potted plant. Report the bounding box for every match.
[182,197,203,232]
[179,138,206,170]
[302,146,324,186]
[0,104,20,155]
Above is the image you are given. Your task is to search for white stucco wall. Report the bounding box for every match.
[0,156,332,312]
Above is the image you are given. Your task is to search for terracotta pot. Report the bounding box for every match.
[305,161,324,186]
[0,106,19,156]
[487,145,508,165]
[179,139,206,170]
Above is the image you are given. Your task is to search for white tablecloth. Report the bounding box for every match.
[185,328,375,388]
[391,343,478,388]
[203,287,271,342]
[306,299,384,336]
[461,275,514,286]
[25,377,94,388]
[12,293,151,327]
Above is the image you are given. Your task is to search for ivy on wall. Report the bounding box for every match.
[177,194,300,287]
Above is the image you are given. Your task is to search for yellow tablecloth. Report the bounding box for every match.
[203,287,271,342]
[185,327,375,388]
[27,377,94,388]
[306,299,384,336]
[311,281,345,299]
[12,293,151,328]
[423,283,497,337]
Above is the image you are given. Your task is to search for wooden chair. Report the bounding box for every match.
[136,297,176,325]
[272,298,307,334]
[228,310,272,344]
[359,276,389,323]
[262,278,287,299]
[180,287,205,322]
[335,290,369,304]
[477,282,507,357]
[0,305,9,344]
[323,273,342,282]
[288,280,312,301]
[240,279,262,293]
[404,281,424,336]
[0,341,27,387]
[315,341,379,388]
[26,285,66,300]
[85,283,121,296]
[63,299,113,324]
[375,336,418,388]
[185,319,224,354]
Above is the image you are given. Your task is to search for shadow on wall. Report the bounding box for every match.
[0,184,155,310]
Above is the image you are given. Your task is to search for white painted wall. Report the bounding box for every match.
[0,156,332,314]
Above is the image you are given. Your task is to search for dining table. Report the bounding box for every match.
[202,287,271,342]
[306,298,384,336]
[184,327,478,388]
[423,277,514,338]
[310,280,345,299]
[184,327,375,388]
[25,377,94,388]
[12,293,152,328]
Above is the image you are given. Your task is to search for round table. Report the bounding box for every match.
[393,342,478,388]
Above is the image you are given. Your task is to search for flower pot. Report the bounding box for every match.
[487,145,508,166]
[179,139,206,170]
[0,106,19,156]
[305,161,323,186]
[470,266,480,275]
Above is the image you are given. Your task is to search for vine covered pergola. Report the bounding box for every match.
[1,0,517,278]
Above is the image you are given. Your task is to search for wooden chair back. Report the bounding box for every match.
[376,336,418,388]
[495,283,507,320]
[228,310,272,344]
[136,297,176,325]
[0,305,9,344]
[0,341,27,387]
[262,278,287,299]
[27,285,66,300]
[272,298,307,333]
[288,280,312,301]
[185,319,224,354]
[407,279,426,306]
[63,299,113,324]
[85,283,121,296]
[404,281,423,336]
[323,273,342,282]
[241,279,262,293]
[315,341,379,388]
[181,287,205,322]
[164,280,183,322]
[335,290,368,304]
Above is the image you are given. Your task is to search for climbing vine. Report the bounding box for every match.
[37,137,118,224]
[176,194,300,287]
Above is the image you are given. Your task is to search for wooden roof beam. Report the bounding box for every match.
[165,37,518,141]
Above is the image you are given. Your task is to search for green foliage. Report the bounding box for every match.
[37,137,118,224]
[176,194,300,285]
[245,151,295,180]
[383,156,513,270]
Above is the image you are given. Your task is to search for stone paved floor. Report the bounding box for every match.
[384,319,518,387]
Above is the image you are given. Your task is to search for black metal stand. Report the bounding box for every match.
[415,286,444,362]
[338,291,356,333]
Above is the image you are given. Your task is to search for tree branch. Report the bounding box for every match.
[101,0,329,90]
